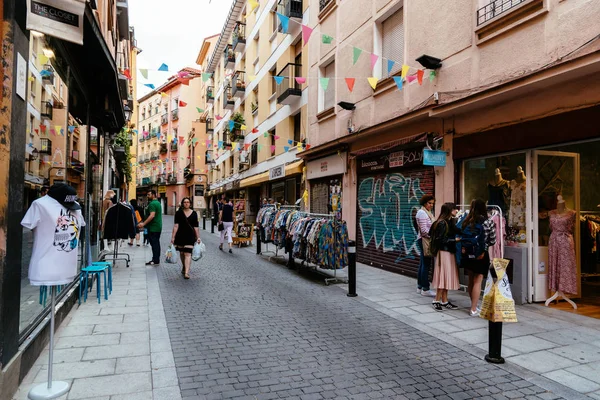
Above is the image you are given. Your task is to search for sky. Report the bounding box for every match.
[129,0,233,98]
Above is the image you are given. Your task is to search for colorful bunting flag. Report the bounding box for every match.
[276,13,289,33]
[158,63,169,72]
[295,77,306,84]
[367,77,378,90]
[288,139,293,145]
[322,34,333,44]
[139,69,149,79]
[177,71,188,78]
[270,145,276,153]
[55,126,62,136]
[179,100,187,107]
[274,76,285,85]
[353,47,362,65]
[258,144,263,151]
[68,125,75,133]
[320,77,330,91]
[284,146,290,152]
[50,129,56,136]
[302,25,313,45]
[196,107,204,113]
[248,0,259,12]
[387,60,395,75]
[39,54,49,65]
[407,75,417,83]
[252,128,259,133]
[305,144,311,150]
[401,64,410,79]
[215,115,223,120]
[393,77,403,90]
[240,125,247,131]
[202,73,211,82]
[370,54,379,70]
[229,120,235,130]
[417,70,424,85]
[244,143,251,150]
[345,78,355,92]
[429,70,437,82]
[144,83,155,89]
[160,92,168,97]
[274,135,280,140]
[123,69,132,80]
[297,143,303,151]
[248,75,257,82]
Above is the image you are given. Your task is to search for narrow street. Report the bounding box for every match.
[156,217,558,400]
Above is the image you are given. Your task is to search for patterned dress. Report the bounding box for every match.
[548,210,578,295]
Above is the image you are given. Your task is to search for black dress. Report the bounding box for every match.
[174,209,199,248]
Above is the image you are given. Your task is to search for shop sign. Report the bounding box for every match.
[423,149,447,167]
[307,152,347,180]
[269,164,285,181]
[194,176,204,184]
[158,186,166,194]
[26,0,86,45]
[358,147,423,173]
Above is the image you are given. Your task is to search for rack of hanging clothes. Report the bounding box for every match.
[580,211,600,278]
[286,212,349,285]
[101,202,135,267]
[255,204,300,258]
[455,204,505,261]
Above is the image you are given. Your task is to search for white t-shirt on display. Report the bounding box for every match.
[21,196,86,286]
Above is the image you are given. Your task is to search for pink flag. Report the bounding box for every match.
[215,115,223,120]
[274,135,280,140]
[407,75,417,83]
[295,77,306,84]
[270,145,276,153]
[345,78,356,92]
[370,54,379,70]
[302,25,314,46]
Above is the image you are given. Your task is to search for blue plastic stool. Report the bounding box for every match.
[92,261,112,294]
[40,285,63,306]
[80,265,109,304]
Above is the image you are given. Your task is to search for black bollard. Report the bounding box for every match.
[256,227,262,255]
[287,238,295,269]
[203,215,206,230]
[211,218,215,234]
[485,321,505,364]
[347,240,357,297]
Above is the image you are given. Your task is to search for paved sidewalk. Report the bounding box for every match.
[13,243,181,400]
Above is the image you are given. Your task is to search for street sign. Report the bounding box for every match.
[423,149,447,167]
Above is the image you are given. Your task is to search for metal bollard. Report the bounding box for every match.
[211,218,215,234]
[485,321,505,364]
[347,240,357,297]
[286,238,295,269]
[256,228,262,255]
[203,215,206,230]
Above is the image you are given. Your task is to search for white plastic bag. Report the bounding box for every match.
[192,241,206,261]
[165,244,179,264]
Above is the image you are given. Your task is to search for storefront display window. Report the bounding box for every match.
[462,153,528,245]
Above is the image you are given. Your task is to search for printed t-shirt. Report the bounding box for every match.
[146,199,162,232]
[21,196,86,286]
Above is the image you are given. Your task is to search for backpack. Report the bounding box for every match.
[460,221,485,259]
[429,220,449,257]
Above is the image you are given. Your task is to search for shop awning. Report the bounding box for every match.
[239,160,304,188]
[285,160,304,175]
[48,3,125,133]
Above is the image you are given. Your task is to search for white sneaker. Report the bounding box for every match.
[421,289,436,297]
[416,288,422,294]
[469,309,480,317]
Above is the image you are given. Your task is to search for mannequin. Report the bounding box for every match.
[508,166,527,229]
[488,168,510,214]
[545,195,577,309]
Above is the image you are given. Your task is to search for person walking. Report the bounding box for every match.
[170,197,200,279]
[219,197,234,253]
[138,190,162,265]
[415,194,436,296]
[430,203,461,311]
[457,198,496,316]
[129,199,143,246]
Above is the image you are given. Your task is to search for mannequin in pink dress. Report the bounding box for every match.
[545,195,578,310]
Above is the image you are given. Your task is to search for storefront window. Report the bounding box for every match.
[463,153,528,245]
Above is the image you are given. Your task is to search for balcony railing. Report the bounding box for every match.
[170,142,178,151]
[41,101,53,120]
[319,0,332,12]
[223,85,234,110]
[167,173,177,184]
[142,177,151,186]
[161,113,168,125]
[150,128,159,138]
[232,71,246,98]
[232,22,246,52]
[207,86,214,103]
[157,174,166,184]
[477,0,528,25]
[224,44,235,70]
[278,0,303,19]
[160,143,168,154]
[171,108,179,121]
[151,151,159,160]
[41,64,55,85]
[206,117,214,133]
[276,63,302,105]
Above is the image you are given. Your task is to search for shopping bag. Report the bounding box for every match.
[192,241,206,261]
[480,258,518,323]
[165,244,179,264]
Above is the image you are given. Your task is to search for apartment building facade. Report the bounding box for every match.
[205,0,309,224]
[304,0,600,308]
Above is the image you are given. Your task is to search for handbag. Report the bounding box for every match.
[422,237,432,257]
[218,222,224,231]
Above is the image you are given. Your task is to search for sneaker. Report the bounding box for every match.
[229,249,232,254]
[416,288,422,294]
[469,309,480,317]
[432,302,443,312]
[145,261,158,266]
[219,244,223,251]
[421,289,436,297]
[441,301,459,310]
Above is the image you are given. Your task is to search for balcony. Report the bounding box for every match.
[232,22,246,52]
[167,173,177,185]
[206,117,214,134]
[232,71,246,98]
[171,108,179,121]
[41,64,55,85]
[206,86,214,103]
[222,85,234,110]
[160,143,168,154]
[224,44,235,70]
[151,150,159,160]
[157,173,166,184]
[41,101,53,120]
[276,63,302,105]
[170,142,178,152]
[150,128,159,138]
[477,0,528,25]
[142,177,151,186]
[278,0,303,35]
[228,129,244,143]
[161,113,168,125]
[319,0,332,11]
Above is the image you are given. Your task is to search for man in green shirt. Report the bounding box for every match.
[138,190,162,265]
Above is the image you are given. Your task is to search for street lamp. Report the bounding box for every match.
[124,105,132,122]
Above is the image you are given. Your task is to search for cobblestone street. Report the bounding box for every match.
[157,218,569,400]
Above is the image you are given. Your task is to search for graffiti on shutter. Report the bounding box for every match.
[357,167,435,277]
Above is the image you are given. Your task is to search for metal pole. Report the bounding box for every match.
[47,286,55,388]
[286,237,294,269]
[202,214,206,230]
[347,240,357,297]
[485,321,505,364]
[256,227,261,255]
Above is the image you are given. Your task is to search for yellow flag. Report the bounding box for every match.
[401,64,410,78]
[39,54,49,65]
[55,125,62,135]
[167,135,172,142]
[248,0,259,13]
[28,76,35,82]
[160,92,168,97]
[240,124,247,131]
[367,77,378,90]
[248,75,256,82]
[297,143,303,151]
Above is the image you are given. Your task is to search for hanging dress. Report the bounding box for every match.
[548,210,578,295]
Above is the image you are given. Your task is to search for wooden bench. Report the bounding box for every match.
[232,224,254,247]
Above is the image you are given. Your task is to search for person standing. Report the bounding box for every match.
[219,197,234,253]
[457,198,496,316]
[138,190,162,265]
[129,199,143,246]
[430,203,461,311]
[416,194,436,297]
[170,197,201,279]
[40,186,49,197]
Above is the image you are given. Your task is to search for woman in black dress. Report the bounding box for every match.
[170,197,201,279]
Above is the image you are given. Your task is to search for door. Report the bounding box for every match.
[532,150,580,301]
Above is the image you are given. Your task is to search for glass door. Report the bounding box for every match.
[532,151,580,302]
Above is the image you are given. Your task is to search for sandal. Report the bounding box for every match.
[184,274,190,279]
[181,267,185,275]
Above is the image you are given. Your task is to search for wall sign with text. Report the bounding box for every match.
[27,0,86,45]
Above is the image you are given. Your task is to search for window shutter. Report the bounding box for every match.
[382,10,404,77]
[324,62,335,110]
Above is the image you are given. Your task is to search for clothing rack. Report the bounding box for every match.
[260,205,299,258]
[456,204,504,250]
[100,202,131,268]
[289,211,348,285]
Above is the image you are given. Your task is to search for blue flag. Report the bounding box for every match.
[274,76,285,85]
[393,76,403,90]
[229,120,235,130]
[158,63,169,72]
[387,60,395,75]
[276,13,289,34]
[144,83,155,89]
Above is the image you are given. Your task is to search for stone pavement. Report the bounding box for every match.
[13,241,181,400]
